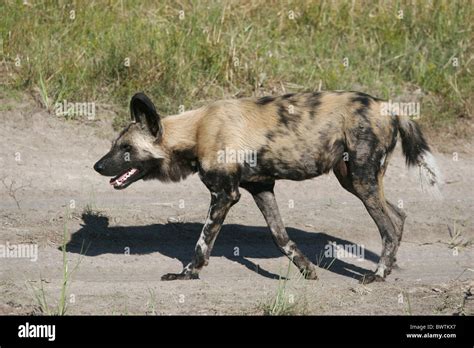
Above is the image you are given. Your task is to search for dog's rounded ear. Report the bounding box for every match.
[130,93,162,137]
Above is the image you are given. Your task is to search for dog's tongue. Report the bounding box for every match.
[110,168,138,187]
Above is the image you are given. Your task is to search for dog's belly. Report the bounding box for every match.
[239,131,345,182]
[240,152,330,182]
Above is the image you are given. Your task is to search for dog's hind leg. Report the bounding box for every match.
[335,158,406,244]
[385,200,406,243]
[378,152,407,244]
[333,158,400,284]
[240,181,318,280]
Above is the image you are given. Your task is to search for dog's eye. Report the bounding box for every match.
[120,144,132,152]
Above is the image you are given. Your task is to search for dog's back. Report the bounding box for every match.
[193,91,396,182]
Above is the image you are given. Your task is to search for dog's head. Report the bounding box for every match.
[94,93,167,189]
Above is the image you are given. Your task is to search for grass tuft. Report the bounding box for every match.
[261,259,308,315]
[28,209,86,315]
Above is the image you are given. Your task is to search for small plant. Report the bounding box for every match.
[1,178,29,210]
[28,210,86,315]
[445,220,473,250]
[37,71,52,110]
[403,291,412,315]
[31,277,50,315]
[315,249,336,271]
[455,286,472,316]
[83,203,98,216]
[146,288,158,315]
[261,259,307,315]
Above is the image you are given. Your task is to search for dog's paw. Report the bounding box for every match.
[359,273,385,284]
[161,272,199,281]
[302,267,318,280]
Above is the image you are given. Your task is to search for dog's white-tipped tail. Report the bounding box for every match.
[397,116,443,199]
[417,150,443,199]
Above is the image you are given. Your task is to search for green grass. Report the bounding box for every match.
[403,291,412,315]
[315,249,336,270]
[146,288,158,315]
[1,1,472,129]
[261,259,308,315]
[28,210,86,315]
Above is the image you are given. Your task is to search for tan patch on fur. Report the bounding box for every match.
[193,99,279,172]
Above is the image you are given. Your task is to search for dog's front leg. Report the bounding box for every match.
[161,188,240,281]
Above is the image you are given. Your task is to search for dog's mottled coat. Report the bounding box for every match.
[94,91,441,283]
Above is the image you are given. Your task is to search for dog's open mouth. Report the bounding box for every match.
[109,168,140,189]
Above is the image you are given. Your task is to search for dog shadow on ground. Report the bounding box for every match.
[65,212,379,281]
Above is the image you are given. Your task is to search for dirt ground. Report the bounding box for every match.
[0,91,472,315]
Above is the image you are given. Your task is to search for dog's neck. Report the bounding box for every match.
[157,108,203,181]
[161,108,203,156]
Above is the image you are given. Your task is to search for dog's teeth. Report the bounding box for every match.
[112,168,138,188]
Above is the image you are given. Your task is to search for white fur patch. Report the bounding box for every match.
[418,151,443,200]
[134,132,165,159]
[375,264,386,277]
[204,218,214,225]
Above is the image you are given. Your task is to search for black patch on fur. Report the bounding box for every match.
[398,120,430,166]
[282,93,295,100]
[276,102,301,130]
[145,148,198,183]
[387,116,399,154]
[373,147,387,173]
[240,181,275,195]
[199,169,241,196]
[277,104,290,127]
[307,92,322,106]
[346,114,382,182]
[194,244,206,267]
[351,91,384,102]
[266,131,275,141]
[265,129,290,143]
[354,103,370,123]
[250,148,319,181]
[351,94,371,108]
[255,96,276,105]
[306,92,322,119]
[326,139,346,169]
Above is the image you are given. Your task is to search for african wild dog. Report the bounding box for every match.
[94,91,441,283]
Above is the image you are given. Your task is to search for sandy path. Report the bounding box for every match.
[0,93,472,315]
